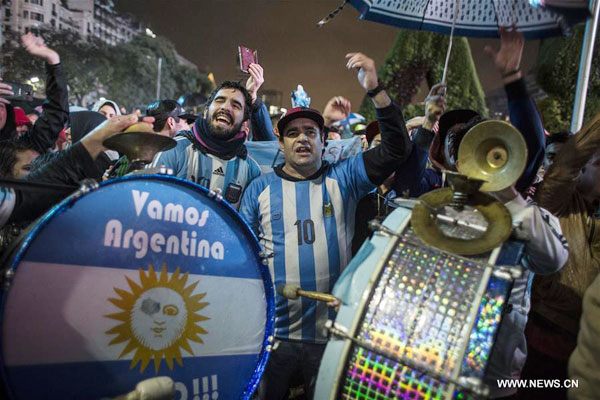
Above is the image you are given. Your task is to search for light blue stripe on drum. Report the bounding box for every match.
[4,354,259,400]
[314,207,412,400]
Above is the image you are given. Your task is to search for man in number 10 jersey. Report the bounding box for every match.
[240,52,413,399]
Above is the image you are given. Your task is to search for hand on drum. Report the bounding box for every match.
[80,113,154,159]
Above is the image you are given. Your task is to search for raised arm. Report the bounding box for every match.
[246,63,276,141]
[345,52,412,185]
[485,27,545,193]
[16,33,68,153]
[9,114,154,224]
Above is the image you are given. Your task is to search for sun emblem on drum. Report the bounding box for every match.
[105,263,209,373]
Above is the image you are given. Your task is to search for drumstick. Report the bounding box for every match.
[277,284,339,304]
[111,377,174,400]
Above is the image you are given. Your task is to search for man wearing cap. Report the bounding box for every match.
[240,52,412,400]
[150,64,273,209]
[145,99,194,137]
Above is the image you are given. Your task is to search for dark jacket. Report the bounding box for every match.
[0,104,17,139]
[249,99,277,141]
[8,142,98,224]
[1,63,69,153]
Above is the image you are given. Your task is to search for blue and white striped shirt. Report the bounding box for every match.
[240,155,375,343]
[151,134,262,209]
[0,188,16,228]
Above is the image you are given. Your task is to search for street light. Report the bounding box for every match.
[156,57,162,99]
[145,55,162,100]
[145,28,157,38]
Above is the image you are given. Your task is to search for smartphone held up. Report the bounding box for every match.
[0,82,34,102]
[238,45,258,73]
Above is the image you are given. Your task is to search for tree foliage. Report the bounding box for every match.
[359,30,487,122]
[535,24,600,132]
[0,29,213,109]
[105,35,213,108]
[1,28,111,104]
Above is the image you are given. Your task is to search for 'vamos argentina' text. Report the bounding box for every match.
[103,190,224,259]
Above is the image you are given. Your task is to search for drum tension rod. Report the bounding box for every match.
[325,321,490,398]
[72,179,100,200]
[368,220,401,238]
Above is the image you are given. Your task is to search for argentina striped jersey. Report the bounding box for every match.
[150,134,261,209]
[240,154,375,343]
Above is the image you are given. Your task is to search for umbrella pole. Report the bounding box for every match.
[442,0,461,86]
[571,0,600,133]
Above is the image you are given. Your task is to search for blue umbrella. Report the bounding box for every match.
[345,0,588,39]
[318,0,592,107]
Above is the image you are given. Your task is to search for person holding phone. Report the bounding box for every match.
[150,60,274,209]
[0,33,67,154]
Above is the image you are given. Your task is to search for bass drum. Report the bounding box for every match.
[315,206,516,400]
[0,175,274,399]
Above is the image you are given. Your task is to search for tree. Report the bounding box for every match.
[1,29,213,109]
[535,24,600,132]
[105,35,213,108]
[359,30,487,122]
[1,28,111,105]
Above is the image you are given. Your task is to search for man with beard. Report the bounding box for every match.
[240,52,412,399]
[151,73,271,209]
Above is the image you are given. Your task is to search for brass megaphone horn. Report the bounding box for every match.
[103,122,176,165]
[457,120,527,192]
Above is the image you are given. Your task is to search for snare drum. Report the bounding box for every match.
[0,175,274,399]
[315,207,515,399]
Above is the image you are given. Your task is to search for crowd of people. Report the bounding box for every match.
[0,27,599,400]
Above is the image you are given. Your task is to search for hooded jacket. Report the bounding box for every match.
[91,99,121,116]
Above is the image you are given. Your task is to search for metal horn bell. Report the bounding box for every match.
[457,120,527,192]
[102,123,176,165]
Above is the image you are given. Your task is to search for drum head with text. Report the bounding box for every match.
[0,175,274,399]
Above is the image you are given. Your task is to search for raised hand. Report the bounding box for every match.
[345,52,378,91]
[245,63,264,104]
[21,33,60,65]
[325,96,351,116]
[424,83,447,129]
[0,79,14,105]
[346,52,390,108]
[484,26,524,83]
[81,114,155,158]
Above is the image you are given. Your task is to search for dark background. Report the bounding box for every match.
[114,0,540,111]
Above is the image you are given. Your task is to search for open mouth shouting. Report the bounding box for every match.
[295,145,312,157]
[213,111,233,128]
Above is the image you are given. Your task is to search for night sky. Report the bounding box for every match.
[114,0,540,112]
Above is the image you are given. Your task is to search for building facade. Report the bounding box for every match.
[1,0,143,45]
